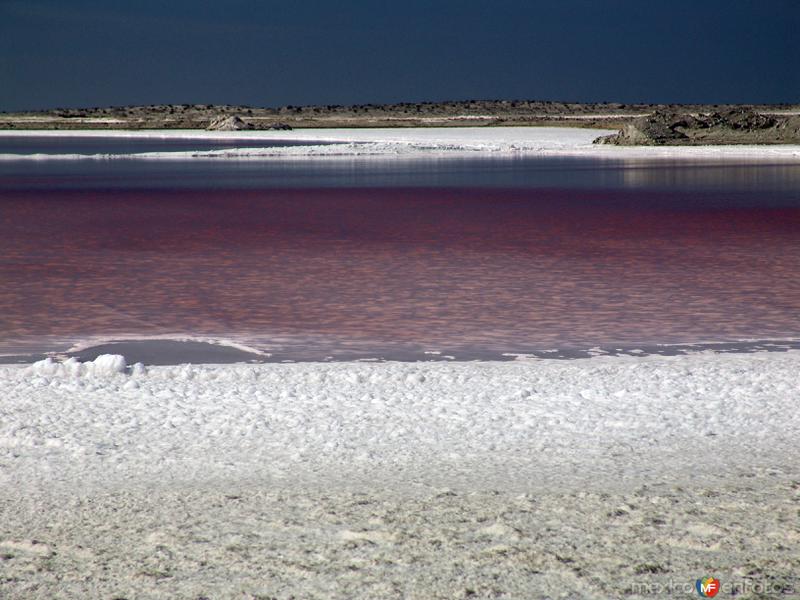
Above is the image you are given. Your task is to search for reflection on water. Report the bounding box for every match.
[0,135,337,155]
[619,159,800,192]
[3,155,800,196]
[2,183,800,358]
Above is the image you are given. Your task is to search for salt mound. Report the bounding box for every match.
[28,354,128,377]
[206,115,254,131]
[91,354,127,374]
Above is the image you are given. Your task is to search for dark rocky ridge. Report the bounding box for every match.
[1,100,798,134]
[594,108,800,145]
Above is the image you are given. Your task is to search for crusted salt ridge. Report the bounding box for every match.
[1,127,799,160]
[2,352,799,496]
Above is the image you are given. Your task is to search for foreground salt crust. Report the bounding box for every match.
[2,127,800,160]
[3,479,797,599]
[2,352,798,496]
[3,353,799,598]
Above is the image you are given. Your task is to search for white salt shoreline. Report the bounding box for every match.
[2,351,799,497]
[3,352,799,598]
[1,126,800,161]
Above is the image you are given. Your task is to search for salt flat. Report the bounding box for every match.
[2,127,800,160]
[3,480,797,599]
[2,353,799,496]
[1,353,799,598]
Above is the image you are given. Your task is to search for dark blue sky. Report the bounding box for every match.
[1,0,798,111]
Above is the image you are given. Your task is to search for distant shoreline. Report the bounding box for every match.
[3,100,799,132]
[2,127,799,160]
[4,338,800,366]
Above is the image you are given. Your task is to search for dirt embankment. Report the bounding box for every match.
[2,100,798,132]
[595,108,800,145]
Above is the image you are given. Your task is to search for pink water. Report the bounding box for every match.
[2,184,800,358]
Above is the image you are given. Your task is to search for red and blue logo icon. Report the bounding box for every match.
[696,577,720,597]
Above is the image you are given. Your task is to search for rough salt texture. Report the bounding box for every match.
[1,480,798,599]
[2,353,800,495]
[2,353,799,598]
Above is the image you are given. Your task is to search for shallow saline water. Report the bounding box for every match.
[2,142,800,360]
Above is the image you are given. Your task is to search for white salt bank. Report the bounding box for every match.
[3,352,799,492]
[2,127,800,160]
[1,352,798,598]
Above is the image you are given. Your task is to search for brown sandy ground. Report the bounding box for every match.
[595,109,800,146]
[2,100,799,131]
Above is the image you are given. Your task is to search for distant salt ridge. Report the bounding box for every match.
[2,127,799,161]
